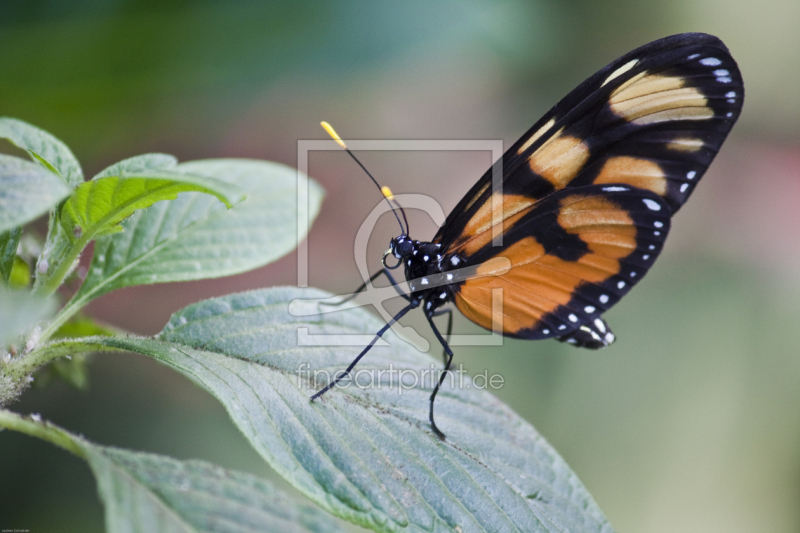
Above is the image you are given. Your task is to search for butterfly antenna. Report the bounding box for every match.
[321,121,408,235]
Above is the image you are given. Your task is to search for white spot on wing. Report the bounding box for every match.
[594,318,606,332]
[599,294,609,304]
[654,221,663,228]
[680,183,689,193]
[649,244,656,250]
[421,277,429,285]
[568,314,578,323]
[688,53,700,60]
[643,254,650,260]
[603,186,628,192]
[643,198,661,211]
[687,170,697,180]
[450,256,460,266]
[617,280,626,289]
[727,112,733,117]
[654,231,661,236]
[700,57,722,66]
[558,325,567,331]
[543,329,550,334]
[584,306,595,313]
[717,76,732,83]
[446,273,453,281]
[714,69,729,76]
[725,91,736,98]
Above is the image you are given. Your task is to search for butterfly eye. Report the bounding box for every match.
[397,240,414,257]
[392,236,414,258]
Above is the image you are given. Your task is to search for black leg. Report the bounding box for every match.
[425,312,455,440]
[381,268,412,301]
[431,308,453,366]
[321,268,410,306]
[320,269,384,306]
[311,303,415,401]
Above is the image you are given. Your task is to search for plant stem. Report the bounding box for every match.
[0,409,86,458]
[33,232,91,298]
[3,338,121,382]
[38,292,87,343]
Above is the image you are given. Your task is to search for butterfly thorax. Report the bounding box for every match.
[389,235,453,315]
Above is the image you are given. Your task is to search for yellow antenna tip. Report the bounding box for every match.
[320,121,347,149]
[381,186,394,200]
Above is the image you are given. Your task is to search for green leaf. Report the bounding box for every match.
[59,170,246,242]
[0,155,72,234]
[8,256,31,288]
[0,117,83,186]
[0,411,350,533]
[83,445,351,533]
[70,159,323,304]
[77,287,615,533]
[93,153,178,180]
[1,227,22,284]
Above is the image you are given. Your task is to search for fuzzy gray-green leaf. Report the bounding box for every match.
[0,117,83,186]
[92,153,178,180]
[71,160,323,304]
[80,287,615,533]
[79,442,350,533]
[0,155,72,234]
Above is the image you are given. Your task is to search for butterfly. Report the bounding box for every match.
[313,33,743,439]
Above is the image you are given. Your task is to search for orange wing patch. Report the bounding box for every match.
[601,59,639,87]
[609,73,714,125]
[517,118,556,155]
[666,138,704,152]
[593,156,667,196]
[457,206,529,256]
[528,135,590,189]
[455,195,636,335]
[458,127,592,257]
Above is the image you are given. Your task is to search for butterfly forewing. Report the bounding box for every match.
[451,185,671,339]
[435,33,743,252]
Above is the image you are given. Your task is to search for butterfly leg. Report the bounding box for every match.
[431,308,453,366]
[425,312,454,440]
[310,302,416,401]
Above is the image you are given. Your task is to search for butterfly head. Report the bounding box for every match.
[390,234,415,258]
[383,234,414,269]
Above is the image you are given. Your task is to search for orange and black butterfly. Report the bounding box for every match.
[313,33,743,438]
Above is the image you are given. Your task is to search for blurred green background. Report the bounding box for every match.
[1,1,799,531]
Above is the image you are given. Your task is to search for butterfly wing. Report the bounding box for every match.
[450,184,671,340]
[435,33,743,253]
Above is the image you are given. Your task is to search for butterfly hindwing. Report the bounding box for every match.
[450,184,671,339]
[557,316,615,349]
[435,33,742,253]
